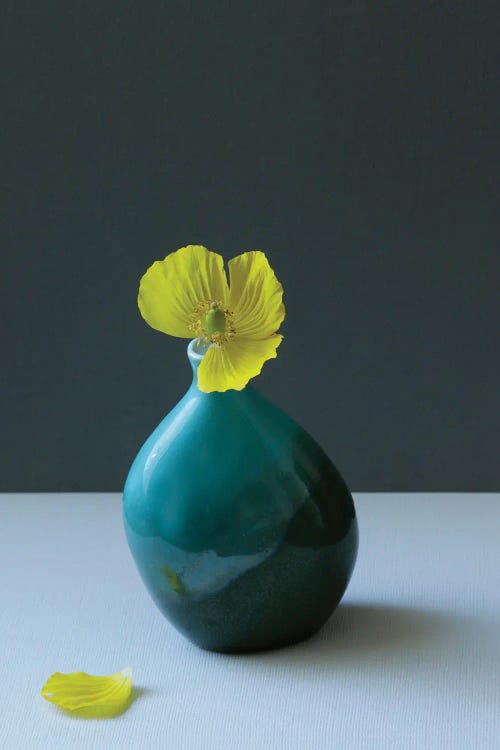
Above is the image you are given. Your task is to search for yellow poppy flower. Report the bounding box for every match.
[138,245,285,392]
[41,667,133,718]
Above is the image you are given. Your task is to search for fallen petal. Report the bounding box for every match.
[41,667,133,718]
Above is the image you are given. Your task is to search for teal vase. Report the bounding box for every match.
[123,340,358,653]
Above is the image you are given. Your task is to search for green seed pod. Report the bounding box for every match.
[206,307,226,335]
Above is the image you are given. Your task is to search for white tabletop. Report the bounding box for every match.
[1,493,499,749]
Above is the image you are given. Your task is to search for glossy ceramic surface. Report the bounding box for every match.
[123,340,358,653]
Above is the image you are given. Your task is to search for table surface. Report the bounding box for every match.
[1,493,499,750]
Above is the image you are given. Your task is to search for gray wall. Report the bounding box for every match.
[2,1,499,492]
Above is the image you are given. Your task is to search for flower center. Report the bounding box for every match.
[189,299,236,346]
[205,302,226,335]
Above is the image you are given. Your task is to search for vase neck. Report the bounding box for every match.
[187,339,211,386]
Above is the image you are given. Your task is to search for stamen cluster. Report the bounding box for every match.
[189,300,236,347]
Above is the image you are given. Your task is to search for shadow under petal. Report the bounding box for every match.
[129,685,156,703]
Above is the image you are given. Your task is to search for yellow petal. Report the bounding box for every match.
[138,245,229,337]
[228,251,285,339]
[197,334,283,392]
[41,667,133,718]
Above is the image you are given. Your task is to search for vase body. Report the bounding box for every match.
[123,341,358,653]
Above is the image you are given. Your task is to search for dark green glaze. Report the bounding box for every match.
[123,341,358,653]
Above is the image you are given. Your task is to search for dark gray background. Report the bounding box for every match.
[2,1,499,492]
